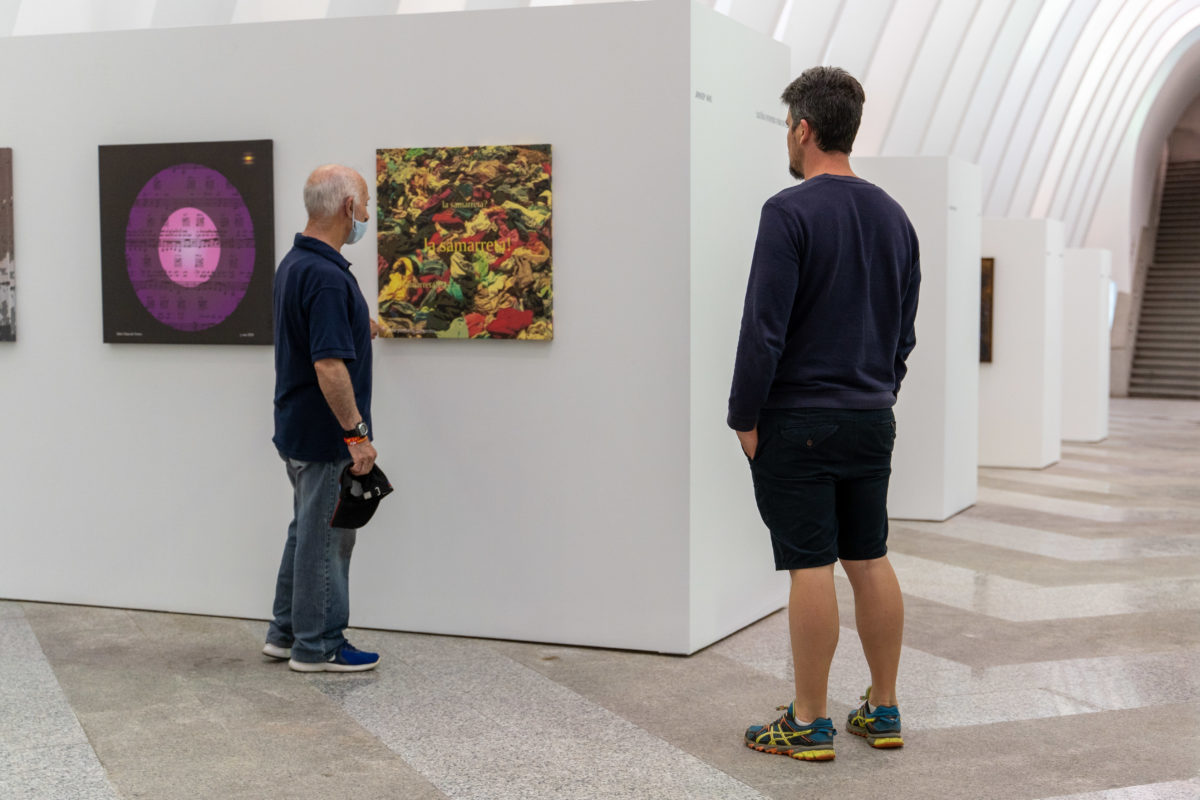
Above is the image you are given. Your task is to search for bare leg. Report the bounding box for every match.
[840,555,903,706]
[788,563,839,722]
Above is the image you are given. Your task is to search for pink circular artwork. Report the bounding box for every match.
[157,206,221,288]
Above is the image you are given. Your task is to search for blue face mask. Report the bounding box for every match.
[346,203,367,245]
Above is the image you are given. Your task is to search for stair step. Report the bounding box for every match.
[1135,334,1200,345]
[1129,377,1200,389]
[1133,366,1200,375]
[1128,386,1200,399]
[1129,374,1200,386]
[1131,370,1200,383]
[1132,364,1200,375]
[1137,328,1200,336]
[1135,343,1200,352]
[1129,375,1200,386]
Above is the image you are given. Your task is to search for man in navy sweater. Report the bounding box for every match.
[731,67,920,761]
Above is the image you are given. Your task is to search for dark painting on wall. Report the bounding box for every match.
[0,148,13,342]
[377,144,553,340]
[99,140,274,344]
[981,257,994,363]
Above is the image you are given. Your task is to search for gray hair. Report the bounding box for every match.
[303,165,361,219]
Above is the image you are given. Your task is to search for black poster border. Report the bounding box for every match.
[99,139,275,345]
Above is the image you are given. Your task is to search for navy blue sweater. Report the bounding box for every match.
[727,175,920,431]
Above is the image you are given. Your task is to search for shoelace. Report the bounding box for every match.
[771,707,836,735]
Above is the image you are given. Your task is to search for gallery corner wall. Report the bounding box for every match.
[0,0,801,655]
[687,2,791,652]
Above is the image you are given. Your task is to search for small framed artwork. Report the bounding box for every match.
[0,148,13,342]
[980,257,994,363]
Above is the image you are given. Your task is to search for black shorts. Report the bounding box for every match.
[747,407,895,570]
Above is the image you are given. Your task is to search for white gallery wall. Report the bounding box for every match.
[853,157,981,522]
[979,217,1065,470]
[0,1,796,654]
[687,5,790,651]
[1061,248,1111,443]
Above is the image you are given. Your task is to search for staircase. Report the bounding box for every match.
[1130,160,1200,399]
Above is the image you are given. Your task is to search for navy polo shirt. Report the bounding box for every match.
[273,234,373,462]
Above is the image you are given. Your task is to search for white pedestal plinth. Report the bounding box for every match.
[979,218,1064,468]
[854,157,981,521]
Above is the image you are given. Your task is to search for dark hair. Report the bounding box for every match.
[781,67,865,154]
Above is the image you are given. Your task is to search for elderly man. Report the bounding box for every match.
[263,164,381,672]
[731,67,920,759]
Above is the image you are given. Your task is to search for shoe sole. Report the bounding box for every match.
[262,644,291,660]
[287,658,379,673]
[745,741,835,761]
[848,727,904,748]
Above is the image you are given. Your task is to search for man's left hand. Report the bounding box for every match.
[736,427,759,460]
[369,319,381,339]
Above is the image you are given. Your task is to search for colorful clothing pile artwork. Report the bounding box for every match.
[376,144,553,340]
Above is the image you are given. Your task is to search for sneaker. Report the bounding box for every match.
[262,642,291,660]
[846,686,903,748]
[744,703,836,761]
[288,641,380,673]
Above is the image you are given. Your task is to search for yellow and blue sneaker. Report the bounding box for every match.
[744,703,836,761]
[846,687,903,748]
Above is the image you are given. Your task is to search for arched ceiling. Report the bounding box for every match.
[716,0,1200,252]
[3,0,1200,260]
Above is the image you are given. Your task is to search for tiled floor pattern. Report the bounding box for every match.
[2,397,1198,799]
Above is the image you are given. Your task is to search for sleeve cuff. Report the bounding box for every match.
[727,411,758,432]
[311,349,357,362]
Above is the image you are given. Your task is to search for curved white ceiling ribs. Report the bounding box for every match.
[2,0,1200,256]
[920,0,1014,156]
[714,0,1200,256]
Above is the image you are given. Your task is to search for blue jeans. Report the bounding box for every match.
[267,454,356,663]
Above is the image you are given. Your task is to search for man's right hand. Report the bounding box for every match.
[348,438,377,475]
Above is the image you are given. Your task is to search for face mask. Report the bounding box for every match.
[346,204,367,245]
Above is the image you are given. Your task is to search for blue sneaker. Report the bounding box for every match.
[288,641,380,673]
[846,687,903,748]
[745,703,836,761]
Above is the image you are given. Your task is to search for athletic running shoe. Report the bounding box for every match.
[288,641,380,673]
[846,686,903,748]
[262,642,291,660]
[744,703,836,761]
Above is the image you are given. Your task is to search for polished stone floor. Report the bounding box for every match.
[3,398,1199,799]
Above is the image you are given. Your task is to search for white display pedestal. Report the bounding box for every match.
[853,157,981,521]
[1062,249,1111,442]
[0,1,791,655]
[688,6,792,650]
[979,218,1064,468]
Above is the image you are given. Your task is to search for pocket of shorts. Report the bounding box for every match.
[778,423,839,449]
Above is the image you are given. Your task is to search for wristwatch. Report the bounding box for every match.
[343,421,369,438]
